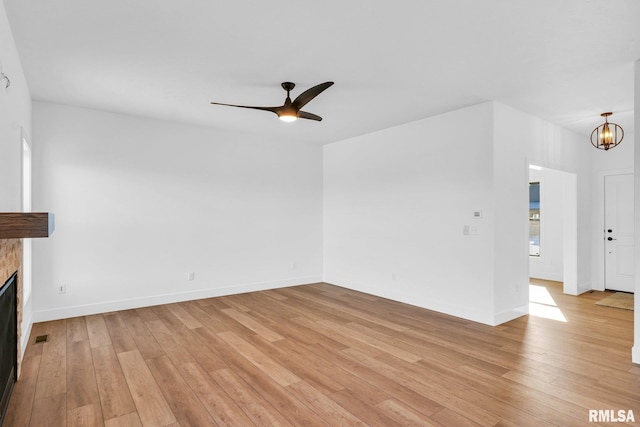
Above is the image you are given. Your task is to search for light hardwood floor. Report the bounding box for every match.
[4,279,640,426]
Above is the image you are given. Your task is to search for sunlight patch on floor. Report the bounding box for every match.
[529,284,567,322]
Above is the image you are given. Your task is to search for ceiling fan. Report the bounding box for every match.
[210,81,334,122]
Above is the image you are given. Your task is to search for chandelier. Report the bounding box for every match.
[590,112,623,151]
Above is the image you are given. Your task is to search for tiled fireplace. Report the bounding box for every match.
[0,212,54,423]
[0,239,22,425]
[0,239,22,378]
[0,213,54,379]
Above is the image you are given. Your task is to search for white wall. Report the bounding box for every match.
[495,103,591,295]
[324,101,591,326]
[32,102,323,321]
[0,2,30,211]
[0,1,33,354]
[324,103,499,325]
[491,104,530,321]
[633,59,640,365]
[529,167,566,282]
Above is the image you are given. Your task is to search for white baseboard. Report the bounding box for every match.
[324,276,529,327]
[576,281,592,295]
[323,276,495,326]
[32,275,322,322]
[20,313,32,364]
[530,273,563,282]
[493,304,529,325]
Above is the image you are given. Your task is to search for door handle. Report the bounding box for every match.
[607,237,617,241]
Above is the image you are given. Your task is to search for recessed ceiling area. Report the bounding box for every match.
[4,0,640,144]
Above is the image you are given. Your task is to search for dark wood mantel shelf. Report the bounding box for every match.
[0,213,55,239]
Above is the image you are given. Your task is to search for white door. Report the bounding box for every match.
[604,174,634,292]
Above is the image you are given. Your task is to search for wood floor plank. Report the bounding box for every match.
[179,300,234,334]
[404,356,578,427]
[67,402,103,427]
[210,368,293,426]
[253,303,349,351]
[91,345,136,421]
[103,313,137,354]
[285,285,409,332]
[430,407,484,427]
[217,331,301,387]
[260,289,289,301]
[178,362,254,427]
[3,353,40,426]
[292,316,385,358]
[148,308,227,373]
[217,295,251,313]
[215,335,331,426]
[504,369,622,412]
[332,320,424,362]
[133,307,159,323]
[117,310,164,360]
[30,393,66,427]
[166,303,203,329]
[276,289,357,324]
[253,290,327,323]
[245,333,346,396]
[66,317,89,344]
[117,350,176,426]
[103,412,142,427]
[34,320,66,399]
[142,318,195,366]
[6,280,639,426]
[66,340,100,410]
[145,356,216,426]
[286,380,367,426]
[329,388,399,426]
[220,307,284,342]
[86,315,112,349]
[340,346,503,425]
[24,322,46,358]
[322,345,444,418]
[377,399,442,426]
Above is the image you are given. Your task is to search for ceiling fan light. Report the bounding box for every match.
[278,113,297,122]
[210,81,332,122]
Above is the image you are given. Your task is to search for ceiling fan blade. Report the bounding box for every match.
[298,111,323,121]
[210,102,279,114]
[292,82,334,110]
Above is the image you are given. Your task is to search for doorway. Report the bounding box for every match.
[528,165,578,295]
[604,173,634,293]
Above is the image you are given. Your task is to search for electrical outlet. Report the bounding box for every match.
[56,284,66,294]
[292,262,297,270]
[187,272,195,281]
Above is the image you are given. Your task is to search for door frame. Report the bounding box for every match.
[527,164,578,295]
[593,169,634,291]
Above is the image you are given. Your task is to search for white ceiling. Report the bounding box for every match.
[4,0,640,145]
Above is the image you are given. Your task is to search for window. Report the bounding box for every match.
[22,137,31,211]
[529,182,540,256]
[22,134,32,301]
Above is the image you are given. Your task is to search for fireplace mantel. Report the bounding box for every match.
[0,213,55,239]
